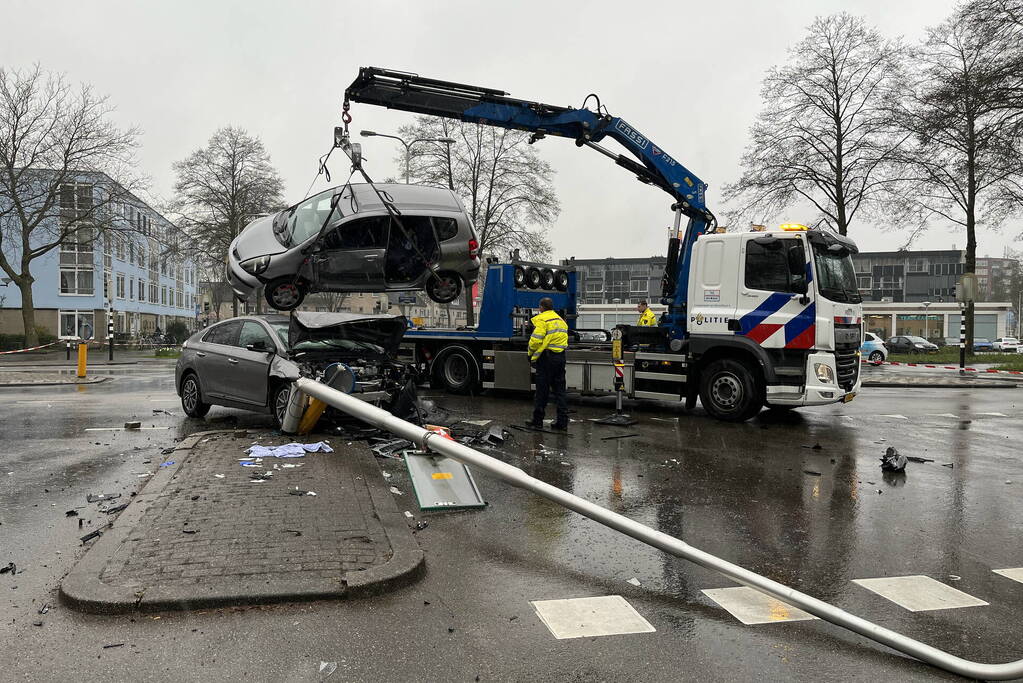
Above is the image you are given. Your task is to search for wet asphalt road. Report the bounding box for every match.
[1,362,1023,681]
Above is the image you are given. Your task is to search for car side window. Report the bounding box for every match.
[325,216,389,250]
[237,321,274,350]
[434,217,458,241]
[203,321,240,346]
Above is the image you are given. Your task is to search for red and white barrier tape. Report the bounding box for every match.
[0,341,59,355]
[862,358,1023,375]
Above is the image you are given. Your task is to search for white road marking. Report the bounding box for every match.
[530,595,656,639]
[978,412,1009,417]
[928,413,960,419]
[84,427,172,432]
[702,587,817,625]
[993,568,1023,584]
[879,414,909,420]
[852,575,988,612]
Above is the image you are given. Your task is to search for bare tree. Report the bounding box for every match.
[0,66,141,345]
[397,116,559,260]
[724,14,907,236]
[320,291,350,312]
[889,8,1023,352]
[170,127,284,316]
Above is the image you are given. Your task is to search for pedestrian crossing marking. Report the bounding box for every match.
[993,568,1023,585]
[702,587,817,625]
[852,575,988,612]
[531,595,655,639]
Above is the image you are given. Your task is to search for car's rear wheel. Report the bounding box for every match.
[426,272,462,304]
[271,382,292,429]
[699,358,763,422]
[181,373,211,418]
[868,350,884,362]
[265,278,306,311]
[433,348,479,394]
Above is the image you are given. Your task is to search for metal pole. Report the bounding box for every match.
[960,305,967,373]
[293,376,1023,680]
[108,307,114,362]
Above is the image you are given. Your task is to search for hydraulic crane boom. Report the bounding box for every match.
[344,67,716,339]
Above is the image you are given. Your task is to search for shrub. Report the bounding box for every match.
[165,320,190,344]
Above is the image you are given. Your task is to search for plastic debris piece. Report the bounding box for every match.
[880,447,907,472]
[159,461,175,467]
[559,461,571,466]
[803,470,822,476]
[102,503,129,515]
[626,577,642,587]
[65,510,79,517]
[404,511,414,519]
[906,456,934,463]
[284,529,302,536]
[414,521,428,530]
[319,661,338,677]
[0,562,14,575]
[103,643,124,649]
[949,574,962,581]
[288,488,316,496]
[124,421,141,430]
[239,461,262,468]
[182,529,199,534]
[87,493,120,503]
[38,604,49,614]
[389,486,403,496]
[214,474,225,478]
[80,529,102,544]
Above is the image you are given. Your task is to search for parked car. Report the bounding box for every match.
[861,332,888,362]
[227,183,481,311]
[973,338,995,352]
[991,337,1020,352]
[175,313,417,427]
[885,335,939,354]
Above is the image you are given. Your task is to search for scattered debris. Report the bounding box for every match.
[87,493,120,503]
[414,521,428,531]
[152,409,173,415]
[803,470,822,476]
[182,529,199,534]
[159,461,175,467]
[485,424,507,445]
[124,421,141,430]
[319,661,338,677]
[371,438,412,459]
[906,456,934,464]
[389,486,403,496]
[213,473,225,478]
[949,574,962,581]
[80,529,103,544]
[404,511,414,519]
[161,447,176,455]
[288,488,317,496]
[880,447,907,473]
[38,604,49,614]
[942,463,955,469]
[65,510,79,517]
[559,461,571,467]
[101,503,129,515]
[600,433,639,441]
[0,562,14,575]
[102,643,124,649]
[626,577,642,587]
[802,443,823,450]
[249,471,274,481]
[284,529,302,536]
[246,442,333,458]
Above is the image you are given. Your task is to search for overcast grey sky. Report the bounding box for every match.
[8,0,1014,260]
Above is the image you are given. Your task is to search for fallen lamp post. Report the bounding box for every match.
[291,376,1023,680]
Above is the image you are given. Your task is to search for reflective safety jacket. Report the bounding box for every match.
[528,309,569,360]
[637,308,658,326]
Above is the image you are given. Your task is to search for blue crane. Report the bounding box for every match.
[344,67,717,342]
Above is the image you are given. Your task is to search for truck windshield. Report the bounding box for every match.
[812,243,861,304]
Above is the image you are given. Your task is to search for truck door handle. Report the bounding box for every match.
[196,352,206,357]
[227,358,239,364]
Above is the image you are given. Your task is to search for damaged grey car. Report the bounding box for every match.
[175,312,418,428]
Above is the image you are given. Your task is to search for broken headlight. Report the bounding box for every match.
[240,255,271,275]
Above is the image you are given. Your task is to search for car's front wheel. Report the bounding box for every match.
[868,350,885,362]
[425,272,463,304]
[265,278,306,311]
[181,373,211,418]
[271,383,292,429]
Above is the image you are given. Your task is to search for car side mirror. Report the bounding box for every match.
[791,279,808,295]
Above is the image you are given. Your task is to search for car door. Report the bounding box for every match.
[200,320,242,399]
[734,235,815,351]
[311,216,388,289]
[226,320,277,406]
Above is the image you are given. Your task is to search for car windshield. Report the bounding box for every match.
[906,336,928,343]
[811,242,861,304]
[270,322,385,354]
[273,188,340,248]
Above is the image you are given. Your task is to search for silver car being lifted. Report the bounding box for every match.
[227,183,481,311]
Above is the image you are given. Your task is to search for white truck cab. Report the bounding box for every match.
[685,225,863,420]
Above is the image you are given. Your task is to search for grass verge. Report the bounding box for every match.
[153,348,181,358]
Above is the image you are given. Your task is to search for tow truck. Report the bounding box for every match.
[342,67,863,421]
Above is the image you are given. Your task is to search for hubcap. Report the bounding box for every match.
[183,378,197,411]
[444,355,469,386]
[275,387,290,423]
[710,372,742,409]
[273,284,300,307]
[433,277,457,299]
[870,351,883,362]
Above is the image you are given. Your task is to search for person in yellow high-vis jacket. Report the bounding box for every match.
[637,301,657,326]
[527,297,569,430]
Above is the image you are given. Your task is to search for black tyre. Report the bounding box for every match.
[699,358,764,422]
[425,272,463,304]
[526,267,542,289]
[513,265,527,288]
[540,268,556,290]
[265,278,306,311]
[433,348,479,394]
[271,382,292,429]
[180,373,211,418]
[868,350,884,363]
[554,270,570,291]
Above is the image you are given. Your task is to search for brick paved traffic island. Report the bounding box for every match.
[60,431,423,613]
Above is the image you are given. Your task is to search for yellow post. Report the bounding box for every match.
[297,397,328,435]
[76,342,87,378]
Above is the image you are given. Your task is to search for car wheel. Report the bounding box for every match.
[868,350,884,362]
[513,265,527,288]
[433,348,479,394]
[699,358,763,422]
[271,382,292,429]
[526,267,542,289]
[181,373,211,418]
[540,268,556,290]
[265,278,306,311]
[426,272,462,304]
[554,270,570,291]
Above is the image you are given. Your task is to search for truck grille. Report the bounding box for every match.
[834,324,861,391]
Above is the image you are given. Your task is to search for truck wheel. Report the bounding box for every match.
[554,270,570,291]
[526,267,542,289]
[426,272,462,304]
[540,268,556,290]
[513,265,527,288]
[699,358,763,422]
[265,278,306,311]
[433,348,479,394]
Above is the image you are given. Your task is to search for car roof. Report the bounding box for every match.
[336,183,461,213]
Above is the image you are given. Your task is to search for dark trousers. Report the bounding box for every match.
[533,350,568,426]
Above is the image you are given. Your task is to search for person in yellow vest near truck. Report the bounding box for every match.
[527,297,569,430]
[637,301,657,326]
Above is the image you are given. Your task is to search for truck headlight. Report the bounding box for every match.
[814,362,835,384]
[240,255,271,275]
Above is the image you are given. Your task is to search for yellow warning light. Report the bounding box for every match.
[779,223,809,231]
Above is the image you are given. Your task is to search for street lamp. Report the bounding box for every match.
[360,130,456,184]
[922,300,932,341]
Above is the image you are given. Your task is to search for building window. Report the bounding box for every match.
[176,290,183,308]
[115,273,125,299]
[161,285,167,306]
[129,277,135,300]
[149,282,159,304]
[59,310,95,339]
[59,227,95,295]
[585,282,602,293]
[114,234,126,261]
[630,279,647,293]
[59,183,93,224]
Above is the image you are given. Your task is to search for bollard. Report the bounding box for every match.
[76,343,87,378]
[66,340,71,361]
